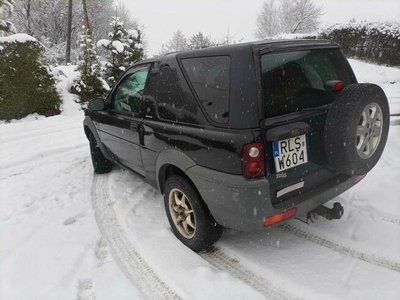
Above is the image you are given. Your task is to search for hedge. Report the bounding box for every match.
[319,21,400,67]
[0,34,61,121]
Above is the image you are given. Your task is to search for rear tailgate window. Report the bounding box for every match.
[260,48,353,118]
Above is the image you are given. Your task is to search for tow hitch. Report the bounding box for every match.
[307,202,344,223]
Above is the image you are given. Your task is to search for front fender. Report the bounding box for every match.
[83,117,113,161]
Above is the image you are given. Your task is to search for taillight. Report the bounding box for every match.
[264,208,297,226]
[242,141,265,179]
[333,80,344,91]
[325,80,344,92]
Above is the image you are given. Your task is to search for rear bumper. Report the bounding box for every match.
[186,165,356,231]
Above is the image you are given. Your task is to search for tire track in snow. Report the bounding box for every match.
[0,125,81,144]
[281,223,400,272]
[344,203,400,226]
[92,174,182,300]
[1,143,87,171]
[381,217,400,226]
[95,172,301,299]
[0,120,80,142]
[200,247,302,300]
[1,152,87,182]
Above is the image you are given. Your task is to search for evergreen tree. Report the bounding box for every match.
[71,28,107,102]
[188,32,213,50]
[0,0,15,36]
[97,17,144,85]
[126,28,144,65]
[166,29,187,52]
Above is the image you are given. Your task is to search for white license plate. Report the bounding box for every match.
[273,135,308,172]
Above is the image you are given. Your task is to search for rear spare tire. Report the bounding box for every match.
[324,83,389,175]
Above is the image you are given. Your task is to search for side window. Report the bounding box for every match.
[142,67,158,118]
[111,69,149,115]
[182,56,230,123]
[157,65,184,122]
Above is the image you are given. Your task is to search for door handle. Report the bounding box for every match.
[138,123,145,145]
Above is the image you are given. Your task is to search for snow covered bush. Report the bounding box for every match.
[0,34,61,121]
[320,21,400,66]
[71,29,109,102]
[97,17,144,86]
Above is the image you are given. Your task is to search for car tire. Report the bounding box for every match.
[164,175,223,252]
[324,83,390,175]
[89,132,112,174]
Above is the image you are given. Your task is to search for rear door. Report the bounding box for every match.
[258,47,356,204]
[99,66,150,175]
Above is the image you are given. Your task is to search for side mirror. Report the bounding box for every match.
[88,98,105,111]
[143,96,156,118]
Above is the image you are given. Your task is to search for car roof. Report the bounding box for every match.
[176,39,337,58]
[130,39,337,68]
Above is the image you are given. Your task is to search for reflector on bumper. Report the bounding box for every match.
[264,208,297,226]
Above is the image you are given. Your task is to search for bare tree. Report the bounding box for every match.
[12,0,74,45]
[10,0,32,35]
[254,0,280,38]
[255,0,324,38]
[218,25,243,45]
[66,0,72,63]
[86,0,116,42]
[281,0,324,33]
[11,0,113,61]
[81,0,91,36]
[115,2,139,30]
[0,0,15,36]
[9,0,144,62]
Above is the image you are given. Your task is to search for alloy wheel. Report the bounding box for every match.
[168,188,196,239]
[356,103,383,159]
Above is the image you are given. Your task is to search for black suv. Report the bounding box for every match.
[84,40,389,252]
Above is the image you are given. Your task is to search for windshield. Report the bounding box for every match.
[260,48,353,117]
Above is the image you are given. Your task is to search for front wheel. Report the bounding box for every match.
[89,133,112,174]
[164,175,223,252]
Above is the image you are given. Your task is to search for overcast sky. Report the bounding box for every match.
[120,0,400,56]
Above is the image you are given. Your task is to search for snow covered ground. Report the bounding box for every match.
[349,59,400,115]
[1,60,399,300]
